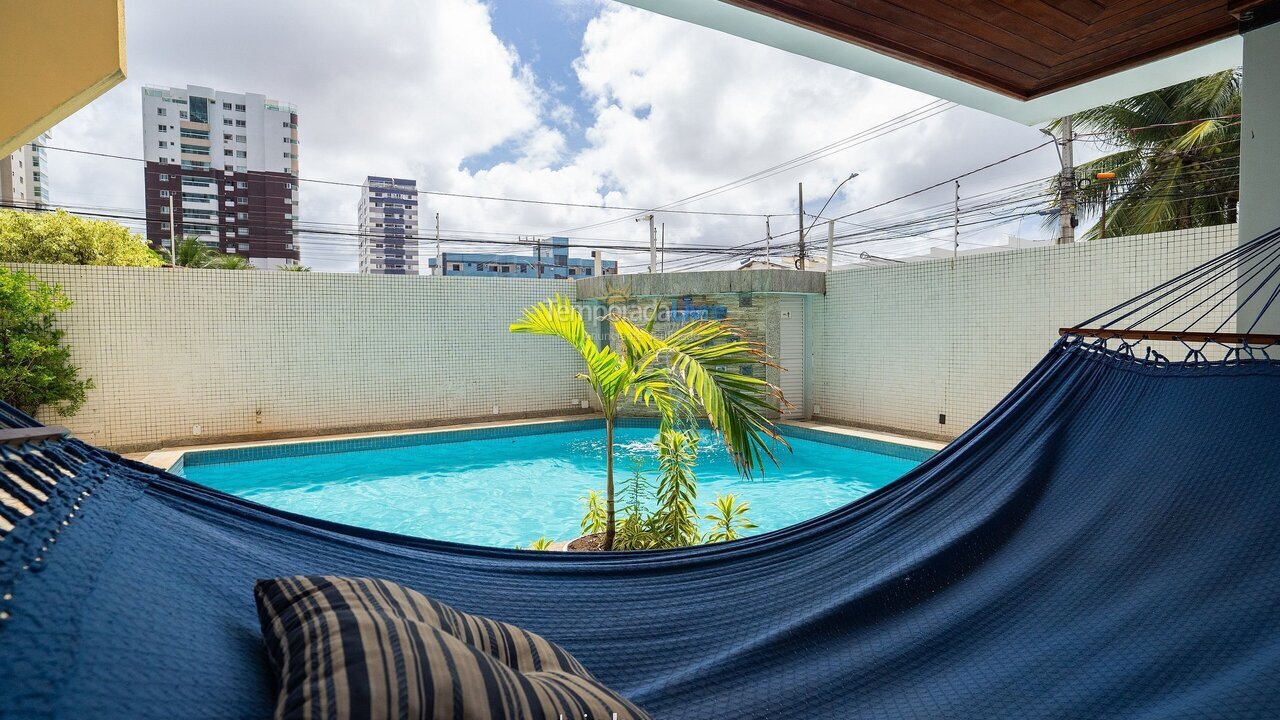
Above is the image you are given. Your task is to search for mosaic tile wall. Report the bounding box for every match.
[16,266,589,451]
[812,225,1240,440]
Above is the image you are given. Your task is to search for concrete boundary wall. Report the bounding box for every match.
[17,266,589,451]
[811,225,1239,440]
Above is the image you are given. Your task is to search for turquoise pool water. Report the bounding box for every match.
[180,421,929,548]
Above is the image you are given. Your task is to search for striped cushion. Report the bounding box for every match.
[254,576,650,720]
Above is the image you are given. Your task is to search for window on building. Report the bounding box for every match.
[160,206,170,215]
[450,263,461,272]
[236,181,247,189]
[161,222,170,230]
[284,182,294,190]
[158,124,168,132]
[157,107,166,116]
[489,264,500,272]
[235,104,246,112]
[237,212,248,220]
[178,111,188,120]
[237,227,248,236]
[159,141,169,149]
[159,190,170,197]
[159,157,168,163]
[235,135,246,142]
[224,164,235,171]
[223,149,234,156]
[237,243,249,251]
[236,197,248,205]
[223,102,232,110]
[223,119,233,126]
[236,150,246,158]
[189,96,208,123]
[235,120,246,127]
[159,173,169,181]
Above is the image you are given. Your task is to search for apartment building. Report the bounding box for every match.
[427,236,617,278]
[0,132,51,208]
[141,85,300,268]
[358,176,419,274]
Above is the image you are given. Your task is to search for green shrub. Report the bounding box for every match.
[703,494,758,543]
[579,489,608,535]
[525,537,555,551]
[0,269,93,416]
[0,209,163,267]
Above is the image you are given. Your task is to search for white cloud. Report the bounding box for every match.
[45,0,1063,272]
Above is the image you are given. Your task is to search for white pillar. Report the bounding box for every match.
[1240,21,1280,334]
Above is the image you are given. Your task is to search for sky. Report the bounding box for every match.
[44,0,1089,272]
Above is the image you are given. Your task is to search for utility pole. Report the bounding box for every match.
[953,180,960,261]
[826,219,834,272]
[1057,115,1076,244]
[765,216,772,264]
[638,214,656,273]
[592,250,602,277]
[168,194,177,265]
[797,183,806,270]
[535,236,543,278]
[434,212,442,275]
[660,222,665,272]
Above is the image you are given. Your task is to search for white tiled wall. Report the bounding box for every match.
[811,225,1239,440]
[16,266,589,451]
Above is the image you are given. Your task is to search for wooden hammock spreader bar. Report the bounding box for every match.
[1060,328,1280,345]
[0,427,70,446]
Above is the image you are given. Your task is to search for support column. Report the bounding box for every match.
[1240,19,1280,334]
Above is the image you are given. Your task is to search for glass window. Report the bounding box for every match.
[236,150,246,158]
[159,157,168,163]
[237,212,248,220]
[159,174,169,181]
[156,107,166,116]
[178,111,188,120]
[224,149,234,156]
[235,135,246,142]
[159,190,170,197]
[236,197,248,205]
[223,118,233,126]
[237,227,249,236]
[160,206,170,215]
[189,96,208,124]
[235,119,246,127]
[159,141,169,148]
[235,104,246,112]
[236,181,248,189]
[158,124,167,132]
[161,222,171,230]
[223,102,232,110]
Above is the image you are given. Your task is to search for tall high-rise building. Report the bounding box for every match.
[141,85,300,269]
[358,177,420,274]
[0,132,51,208]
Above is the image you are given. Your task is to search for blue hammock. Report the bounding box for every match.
[2,336,1279,719]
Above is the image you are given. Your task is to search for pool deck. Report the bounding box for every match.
[136,416,946,472]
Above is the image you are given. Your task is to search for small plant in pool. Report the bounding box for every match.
[512,294,786,550]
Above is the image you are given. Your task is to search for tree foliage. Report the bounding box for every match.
[0,269,93,417]
[0,209,164,267]
[1049,70,1240,240]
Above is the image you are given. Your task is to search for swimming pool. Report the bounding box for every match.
[178,420,931,548]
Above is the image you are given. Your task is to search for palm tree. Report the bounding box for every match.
[206,254,254,270]
[167,236,215,268]
[511,295,786,549]
[1050,70,1240,240]
[279,263,311,272]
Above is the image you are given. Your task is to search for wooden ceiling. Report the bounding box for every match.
[718,0,1259,99]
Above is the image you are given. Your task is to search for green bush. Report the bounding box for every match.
[0,269,93,416]
[0,209,164,267]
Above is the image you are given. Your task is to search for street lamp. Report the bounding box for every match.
[798,172,858,270]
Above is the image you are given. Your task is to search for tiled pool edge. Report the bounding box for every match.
[140,415,605,471]
[142,416,944,472]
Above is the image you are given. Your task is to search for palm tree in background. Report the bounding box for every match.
[1050,70,1240,240]
[164,237,254,270]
